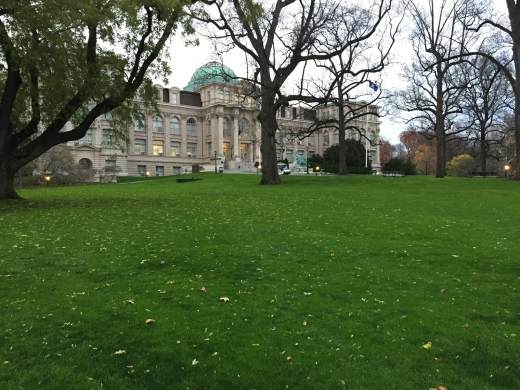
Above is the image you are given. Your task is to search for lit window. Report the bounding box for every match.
[135,139,146,155]
[171,141,181,156]
[187,118,196,136]
[323,131,329,145]
[171,93,177,104]
[187,143,197,156]
[153,140,164,156]
[170,117,180,135]
[153,116,163,133]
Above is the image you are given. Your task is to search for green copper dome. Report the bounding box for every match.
[184,62,238,91]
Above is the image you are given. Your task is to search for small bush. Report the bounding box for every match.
[446,154,475,177]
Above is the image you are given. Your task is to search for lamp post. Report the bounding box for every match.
[145,171,150,180]
[505,164,510,178]
[316,166,320,176]
[305,146,309,174]
[258,164,262,174]
[214,150,217,174]
[44,175,51,187]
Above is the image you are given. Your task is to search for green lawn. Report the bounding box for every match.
[1,174,519,389]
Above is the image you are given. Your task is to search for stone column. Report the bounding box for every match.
[147,114,153,155]
[233,117,239,161]
[198,116,204,158]
[164,113,171,157]
[254,120,261,163]
[217,115,224,155]
[181,114,188,157]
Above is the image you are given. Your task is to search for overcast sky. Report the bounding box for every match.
[163,0,508,144]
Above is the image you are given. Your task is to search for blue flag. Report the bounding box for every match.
[368,81,378,91]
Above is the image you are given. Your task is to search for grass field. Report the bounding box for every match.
[1,174,519,389]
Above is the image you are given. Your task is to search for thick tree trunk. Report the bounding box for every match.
[337,88,347,175]
[0,163,20,200]
[435,61,445,178]
[435,128,445,178]
[258,100,282,185]
[480,124,486,172]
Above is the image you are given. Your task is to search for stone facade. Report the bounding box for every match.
[68,63,381,178]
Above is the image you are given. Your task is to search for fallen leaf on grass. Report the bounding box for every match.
[303,321,307,326]
[462,323,469,329]
[192,359,198,365]
[435,358,443,362]
[286,356,292,361]
[422,342,432,349]
[124,299,135,305]
[303,292,312,296]
[88,377,93,381]
[200,287,206,292]
[219,297,229,302]
[438,386,448,390]
[166,281,174,285]
[440,289,445,293]
[251,344,260,347]
[127,365,133,369]
[114,350,125,355]
[145,319,155,324]
[2,361,8,364]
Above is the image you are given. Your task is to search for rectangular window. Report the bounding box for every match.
[135,139,146,155]
[171,93,177,104]
[138,165,146,176]
[281,106,286,118]
[292,107,297,119]
[156,166,164,176]
[153,140,164,156]
[162,89,170,103]
[187,143,197,157]
[102,129,115,147]
[171,141,181,157]
[105,160,116,168]
[75,129,93,145]
[207,142,212,156]
[286,151,293,163]
[308,135,314,146]
[276,149,282,160]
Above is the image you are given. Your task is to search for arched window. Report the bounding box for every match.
[223,117,230,135]
[153,116,163,133]
[187,118,196,136]
[238,118,249,134]
[333,130,339,144]
[170,117,180,135]
[323,131,330,145]
[206,120,212,135]
[78,158,92,170]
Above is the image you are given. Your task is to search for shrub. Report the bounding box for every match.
[383,157,416,175]
[446,154,475,177]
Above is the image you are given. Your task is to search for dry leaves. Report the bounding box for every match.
[200,287,207,292]
[145,319,155,324]
[219,297,229,302]
[440,289,445,293]
[428,387,447,390]
[114,350,125,355]
[462,323,469,329]
[124,299,135,305]
[286,356,292,361]
[303,321,307,326]
[422,342,432,349]
[435,358,443,362]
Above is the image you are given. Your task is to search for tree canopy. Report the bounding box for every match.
[0,0,193,199]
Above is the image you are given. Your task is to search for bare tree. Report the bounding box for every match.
[393,0,483,177]
[460,54,513,171]
[191,0,394,183]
